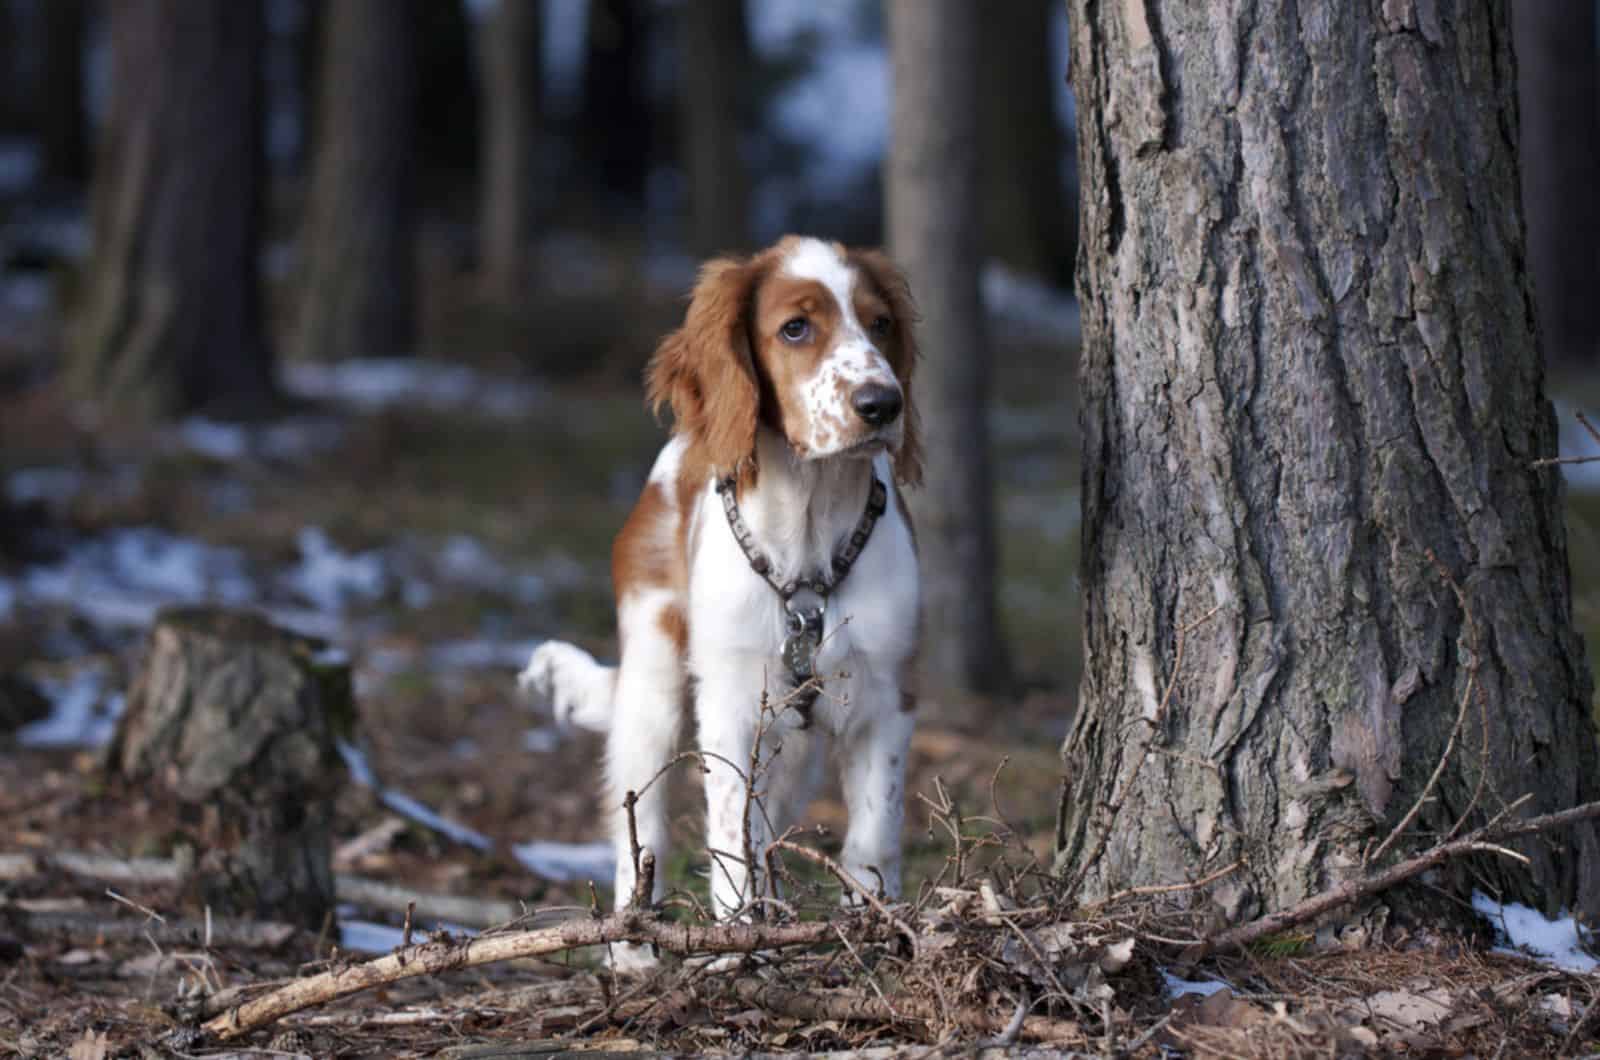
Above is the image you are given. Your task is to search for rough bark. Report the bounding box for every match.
[477,0,542,304]
[678,0,751,256]
[294,0,418,361]
[109,608,351,929]
[979,0,1076,287]
[70,0,276,418]
[1056,0,1600,926]
[1512,0,1600,368]
[887,0,1008,695]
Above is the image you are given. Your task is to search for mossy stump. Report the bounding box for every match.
[109,607,352,929]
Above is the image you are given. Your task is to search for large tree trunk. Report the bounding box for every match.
[979,0,1075,287]
[678,0,750,256]
[71,0,276,418]
[294,0,417,361]
[477,0,541,304]
[1056,0,1600,926]
[580,0,650,211]
[1512,1,1600,369]
[38,0,88,187]
[886,0,1008,695]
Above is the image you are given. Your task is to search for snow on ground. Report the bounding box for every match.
[282,358,545,419]
[511,840,616,885]
[175,416,344,465]
[17,665,124,749]
[338,917,477,954]
[285,527,390,615]
[337,740,494,852]
[1162,970,1233,998]
[1472,892,1599,973]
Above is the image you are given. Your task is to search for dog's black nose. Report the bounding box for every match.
[851,383,903,427]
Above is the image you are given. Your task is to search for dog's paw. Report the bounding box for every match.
[518,641,615,732]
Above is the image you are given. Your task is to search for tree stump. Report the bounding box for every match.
[108,607,352,929]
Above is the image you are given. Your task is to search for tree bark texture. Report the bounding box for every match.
[1057,0,1600,923]
[887,0,1008,695]
[1511,0,1600,368]
[109,608,351,929]
[979,0,1076,287]
[678,0,751,256]
[477,0,542,304]
[294,0,418,361]
[71,0,276,419]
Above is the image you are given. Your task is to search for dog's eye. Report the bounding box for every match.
[870,315,892,338]
[780,317,810,342]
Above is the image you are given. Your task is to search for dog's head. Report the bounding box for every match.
[647,236,923,488]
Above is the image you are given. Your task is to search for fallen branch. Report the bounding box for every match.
[204,910,889,1040]
[1194,798,1600,958]
[3,908,298,949]
[731,979,1082,1044]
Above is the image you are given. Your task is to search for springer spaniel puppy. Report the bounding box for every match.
[521,235,921,970]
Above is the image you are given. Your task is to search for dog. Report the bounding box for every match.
[521,235,922,971]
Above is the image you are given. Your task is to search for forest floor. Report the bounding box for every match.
[1,249,1599,1057]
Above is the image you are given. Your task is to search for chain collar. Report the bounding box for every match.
[716,472,888,717]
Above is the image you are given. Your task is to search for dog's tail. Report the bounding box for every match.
[519,641,617,733]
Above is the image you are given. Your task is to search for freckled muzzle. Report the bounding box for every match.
[851,382,903,427]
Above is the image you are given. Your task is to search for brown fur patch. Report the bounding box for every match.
[657,604,689,653]
[848,249,924,486]
[611,481,684,598]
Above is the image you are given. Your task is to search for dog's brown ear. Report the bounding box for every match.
[647,258,761,484]
[852,249,923,487]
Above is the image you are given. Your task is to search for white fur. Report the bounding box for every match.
[782,239,903,459]
[524,243,920,974]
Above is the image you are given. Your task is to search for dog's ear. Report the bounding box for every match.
[647,258,761,484]
[852,249,923,487]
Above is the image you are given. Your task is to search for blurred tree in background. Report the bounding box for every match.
[980,0,1075,287]
[678,0,753,255]
[581,0,651,213]
[1513,0,1600,369]
[71,0,276,418]
[887,0,1008,696]
[477,0,542,304]
[37,0,87,190]
[295,0,419,362]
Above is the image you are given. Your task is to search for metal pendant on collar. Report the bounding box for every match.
[717,474,888,712]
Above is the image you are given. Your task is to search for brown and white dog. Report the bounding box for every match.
[521,236,921,971]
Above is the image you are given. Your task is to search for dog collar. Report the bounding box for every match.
[715,473,888,717]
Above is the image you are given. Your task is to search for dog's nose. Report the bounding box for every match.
[851,383,903,427]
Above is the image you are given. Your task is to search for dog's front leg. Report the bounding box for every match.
[694,665,778,921]
[837,689,914,902]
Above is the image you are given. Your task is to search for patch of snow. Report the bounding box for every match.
[22,528,257,629]
[282,358,543,419]
[429,637,545,673]
[523,726,562,754]
[982,263,1081,347]
[176,416,346,465]
[7,467,86,506]
[18,667,125,749]
[285,527,388,615]
[1162,970,1232,998]
[1472,891,1599,973]
[337,740,494,852]
[512,840,615,884]
[437,536,546,603]
[0,273,50,315]
[339,918,476,954]
[0,138,40,194]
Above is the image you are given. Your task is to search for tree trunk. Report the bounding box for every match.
[678,0,750,256]
[477,0,541,304]
[1056,0,1600,927]
[109,608,351,929]
[979,0,1075,287]
[580,0,650,211]
[70,0,276,419]
[1512,0,1600,368]
[38,0,88,187]
[294,0,417,361]
[886,0,1008,695]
